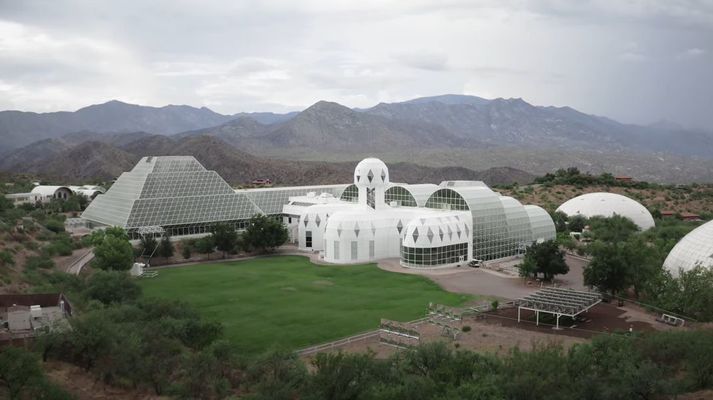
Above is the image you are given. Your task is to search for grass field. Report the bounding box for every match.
[139,256,469,355]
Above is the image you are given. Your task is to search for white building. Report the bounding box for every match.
[287,158,555,269]
[556,192,655,231]
[663,219,713,277]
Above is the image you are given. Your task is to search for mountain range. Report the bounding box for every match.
[0,132,534,186]
[1,95,712,183]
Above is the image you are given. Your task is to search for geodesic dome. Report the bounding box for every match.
[556,192,655,230]
[663,220,713,278]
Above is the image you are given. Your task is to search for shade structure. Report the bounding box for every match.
[517,288,602,329]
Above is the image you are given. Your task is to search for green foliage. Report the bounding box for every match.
[586,214,640,243]
[519,240,568,281]
[0,346,43,400]
[157,235,174,259]
[43,217,65,233]
[211,223,238,258]
[567,214,587,232]
[181,244,192,259]
[194,236,215,254]
[84,270,142,305]
[44,234,74,257]
[0,195,13,213]
[246,349,307,400]
[0,250,14,267]
[138,235,158,257]
[26,255,55,270]
[552,210,568,232]
[646,266,713,322]
[92,228,134,271]
[242,214,288,253]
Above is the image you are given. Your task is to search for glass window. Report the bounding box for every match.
[306,231,312,248]
[351,241,358,260]
[333,241,340,260]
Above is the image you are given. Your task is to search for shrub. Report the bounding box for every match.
[44,218,65,233]
[491,300,499,311]
[182,245,192,259]
[26,255,55,270]
[194,236,215,254]
[0,250,14,267]
[462,325,471,333]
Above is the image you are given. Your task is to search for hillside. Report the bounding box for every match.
[3,95,713,183]
[501,183,713,218]
[0,134,534,186]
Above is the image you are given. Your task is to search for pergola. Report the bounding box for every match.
[516,288,601,329]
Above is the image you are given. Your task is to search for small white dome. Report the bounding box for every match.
[354,158,389,188]
[663,220,713,278]
[556,192,655,231]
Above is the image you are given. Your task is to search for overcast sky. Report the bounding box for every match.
[0,0,711,128]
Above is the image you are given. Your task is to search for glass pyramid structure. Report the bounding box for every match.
[82,156,348,239]
[82,156,263,238]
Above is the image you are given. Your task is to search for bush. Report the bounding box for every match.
[194,236,215,254]
[26,255,55,270]
[0,250,14,267]
[45,235,74,257]
[84,271,142,305]
[491,300,499,311]
[182,244,192,259]
[44,218,65,233]
[462,325,471,333]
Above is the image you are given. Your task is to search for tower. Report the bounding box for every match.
[353,158,389,210]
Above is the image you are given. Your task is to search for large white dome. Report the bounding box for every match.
[556,192,655,230]
[663,220,713,278]
[354,158,389,188]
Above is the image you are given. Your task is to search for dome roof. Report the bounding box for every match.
[556,192,655,230]
[354,158,389,188]
[402,213,471,248]
[663,220,713,277]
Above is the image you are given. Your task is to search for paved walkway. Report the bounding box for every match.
[64,249,94,275]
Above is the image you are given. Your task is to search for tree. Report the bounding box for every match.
[0,195,13,213]
[194,236,215,254]
[157,235,174,259]
[584,240,633,297]
[519,240,568,281]
[84,270,142,305]
[181,243,192,259]
[567,215,587,232]
[92,229,134,271]
[138,235,158,258]
[246,348,307,400]
[586,215,640,243]
[552,211,569,233]
[212,223,238,258]
[242,214,289,253]
[0,347,43,400]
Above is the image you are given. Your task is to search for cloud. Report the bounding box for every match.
[394,53,449,71]
[677,47,707,59]
[0,1,711,128]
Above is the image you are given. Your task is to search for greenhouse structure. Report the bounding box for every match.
[82,156,556,269]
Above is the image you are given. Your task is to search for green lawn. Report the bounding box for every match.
[139,256,469,355]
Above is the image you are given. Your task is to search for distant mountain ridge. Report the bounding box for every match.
[0,133,534,186]
[2,95,713,183]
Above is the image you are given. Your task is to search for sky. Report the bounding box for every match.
[0,0,712,129]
